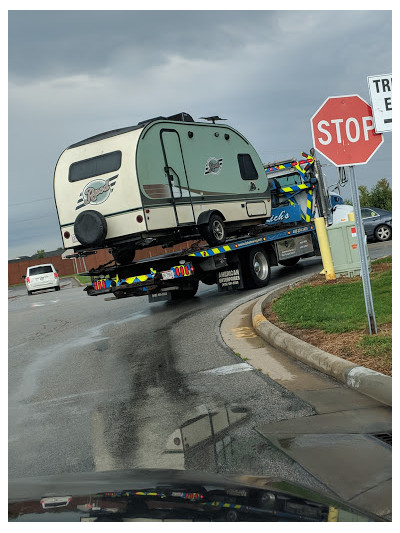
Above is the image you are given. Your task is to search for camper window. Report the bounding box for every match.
[68,151,122,183]
[238,154,258,181]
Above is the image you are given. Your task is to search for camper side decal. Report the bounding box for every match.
[75,175,118,210]
[204,157,223,176]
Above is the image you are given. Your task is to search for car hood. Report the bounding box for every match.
[9,468,385,522]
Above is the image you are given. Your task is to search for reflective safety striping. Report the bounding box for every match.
[264,156,315,174]
[189,244,236,258]
[306,190,313,222]
[281,184,309,193]
[125,274,151,283]
[201,363,253,375]
[202,501,249,510]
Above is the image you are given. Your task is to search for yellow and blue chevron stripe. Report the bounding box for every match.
[189,244,233,258]
[202,501,249,510]
[277,185,314,223]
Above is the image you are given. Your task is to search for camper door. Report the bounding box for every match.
[160,130,195,225]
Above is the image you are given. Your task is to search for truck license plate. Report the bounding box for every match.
[161,270,175,280]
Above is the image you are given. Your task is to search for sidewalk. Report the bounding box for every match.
[220,287,392,519]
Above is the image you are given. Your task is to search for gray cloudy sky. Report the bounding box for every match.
[8,8,392,259]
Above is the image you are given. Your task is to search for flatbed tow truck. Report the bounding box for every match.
[76,153,335,302]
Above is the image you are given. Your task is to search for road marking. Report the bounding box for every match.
[201,363,253,375]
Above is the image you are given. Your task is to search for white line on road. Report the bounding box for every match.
[201,362,253,375]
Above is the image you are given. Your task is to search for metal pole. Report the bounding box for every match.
[348,165,377,334]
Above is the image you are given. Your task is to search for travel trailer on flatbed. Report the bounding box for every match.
[54,112,271,265]
[54,113,346,302]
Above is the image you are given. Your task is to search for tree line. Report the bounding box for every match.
[358,178,392,211]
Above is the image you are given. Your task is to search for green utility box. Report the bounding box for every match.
[327,221,371,277]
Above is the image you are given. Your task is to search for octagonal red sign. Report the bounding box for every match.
[311,95,383,166]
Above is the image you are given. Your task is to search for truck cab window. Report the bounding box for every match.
[238,154,258,181]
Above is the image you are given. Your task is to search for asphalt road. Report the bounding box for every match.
[8,241,391,493]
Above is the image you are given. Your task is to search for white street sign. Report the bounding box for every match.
[367,73,392,133]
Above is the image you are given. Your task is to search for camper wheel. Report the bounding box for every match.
[201,213,226,246]
[112,246,136,265]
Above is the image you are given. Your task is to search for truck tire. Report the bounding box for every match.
[170,279,199,300]
[200,214,226,246]
[374,224,391,242]
[242,246,271,289]
[279,257,300,267]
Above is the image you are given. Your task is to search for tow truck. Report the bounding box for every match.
[77,153,338,302]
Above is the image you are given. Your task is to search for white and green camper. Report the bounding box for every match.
[54,112,271,263]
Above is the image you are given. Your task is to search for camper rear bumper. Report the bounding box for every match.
[59,208,147,249]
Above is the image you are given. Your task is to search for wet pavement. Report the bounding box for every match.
[221,275,392,518]
[8,243,391,519]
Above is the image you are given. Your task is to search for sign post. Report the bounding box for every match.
[311,94,384,334]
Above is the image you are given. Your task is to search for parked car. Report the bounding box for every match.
[23,263,60,295]
[361,207,392,242]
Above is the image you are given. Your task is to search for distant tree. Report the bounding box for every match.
[358,179,391,211]
[358,185,371,207]
[36,250,45,258]
[369,179,392,211]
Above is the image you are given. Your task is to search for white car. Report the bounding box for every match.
[24,263,60,295]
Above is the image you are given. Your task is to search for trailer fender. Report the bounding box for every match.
[197,209,225,226]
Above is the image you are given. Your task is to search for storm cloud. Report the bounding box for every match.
[8,9,392,258]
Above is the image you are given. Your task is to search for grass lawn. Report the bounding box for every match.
[268,257,392,375]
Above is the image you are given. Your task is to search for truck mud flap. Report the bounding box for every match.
[217,262,244,291]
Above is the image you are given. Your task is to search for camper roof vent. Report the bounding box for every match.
[137,112,194,126]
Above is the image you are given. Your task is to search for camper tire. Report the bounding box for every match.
[112,246,136,265]
[74,210,107,247]
[242,246,271,289]
[201,213,226,246]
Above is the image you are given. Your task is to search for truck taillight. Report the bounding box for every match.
[26,277,30,283]
[54,273,58,278]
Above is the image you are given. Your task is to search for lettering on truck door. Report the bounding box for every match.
[161,129,195,225]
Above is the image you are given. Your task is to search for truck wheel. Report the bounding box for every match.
[242,246,271,289]
[170,279,199,300]
[279,257,300,267]
[201,214,226,246]
[374,224,391,242]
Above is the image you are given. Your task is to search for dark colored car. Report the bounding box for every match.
[8,469,384,522]
[361,207,392,242]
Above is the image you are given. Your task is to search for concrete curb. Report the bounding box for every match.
[251,281,392,407]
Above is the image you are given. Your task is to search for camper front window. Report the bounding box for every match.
[238,154,258,181]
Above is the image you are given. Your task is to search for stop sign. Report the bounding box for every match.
[311,95,383,166]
